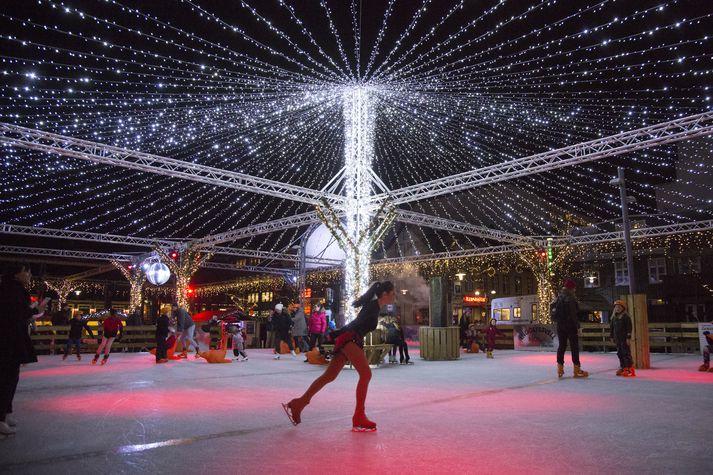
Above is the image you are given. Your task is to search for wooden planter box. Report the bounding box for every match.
[420,326,460,361]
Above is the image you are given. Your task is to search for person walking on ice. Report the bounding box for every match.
[610,300,635,377]
[92,309,123,365]
[63,312,94,361]
[282,281,395,432]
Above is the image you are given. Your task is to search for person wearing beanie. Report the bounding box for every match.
[272,303,296,360]
[552,279,588,378]
[610,300,635,377]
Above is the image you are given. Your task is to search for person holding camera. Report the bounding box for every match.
[0,263,49,436]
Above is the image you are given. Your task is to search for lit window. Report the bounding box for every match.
[614,261,629,287]
[513,307,521,319]
[648,257,667,284]
[584,271,600,288]
[500,308,511,321]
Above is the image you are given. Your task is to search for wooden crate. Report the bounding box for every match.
[419,326,460,361]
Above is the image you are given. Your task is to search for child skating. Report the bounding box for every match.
[283,281,395,432]
[610,300,635,377]
[231,321,248,361]
[484,318,504,358]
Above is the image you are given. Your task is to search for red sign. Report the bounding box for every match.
[463,295,487,306]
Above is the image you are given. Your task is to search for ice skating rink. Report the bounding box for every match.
[1,350,711,475]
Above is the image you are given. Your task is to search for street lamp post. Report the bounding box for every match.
[610,166,637,294]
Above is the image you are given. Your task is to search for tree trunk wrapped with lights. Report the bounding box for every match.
[111,260,146,313]
[44,280,77,308]
[517,245,575,324]
[155,246,212,310]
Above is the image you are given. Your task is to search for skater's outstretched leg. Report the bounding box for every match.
[285,352,347,424]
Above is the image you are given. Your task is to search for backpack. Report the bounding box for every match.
[550,297,565,323]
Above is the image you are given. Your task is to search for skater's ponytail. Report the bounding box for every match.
[352,281,395,308]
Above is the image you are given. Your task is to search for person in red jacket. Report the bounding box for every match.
[484,318,504,359]
[92,309,123,365]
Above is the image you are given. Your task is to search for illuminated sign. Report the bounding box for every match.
[463,295,487,306]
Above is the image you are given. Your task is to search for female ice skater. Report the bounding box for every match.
[283,281,395,432]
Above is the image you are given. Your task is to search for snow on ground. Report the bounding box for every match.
[1,349,711,475]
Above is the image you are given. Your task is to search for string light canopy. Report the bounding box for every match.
[1,1,712,309]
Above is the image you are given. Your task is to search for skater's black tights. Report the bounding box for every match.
[556,326,581,366]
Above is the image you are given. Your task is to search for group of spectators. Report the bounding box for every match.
[267,302,334,361]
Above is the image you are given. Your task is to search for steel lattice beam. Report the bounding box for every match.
[548,219,713,247]
[0,245,295,275]
[193,211,323,247]
[0,123,342,206]
[379,111,713,205]
[64,263,118,281]
[0,223,178,248]
[201,262,295,276]
[0,224,339,264]
[395,209,534,246]
[376,219,713,264]
[0,245,134,262]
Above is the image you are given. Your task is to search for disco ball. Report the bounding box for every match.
[146,262,171,285]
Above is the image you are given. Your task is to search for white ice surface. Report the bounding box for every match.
[1,349,711,474]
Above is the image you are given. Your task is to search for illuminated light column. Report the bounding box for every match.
[342,85,376,321]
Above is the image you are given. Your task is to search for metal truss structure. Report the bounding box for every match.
[395,210,534,246]
[376,111,713,205]
[201,262,295,276]
[193,211,324,247]
[63,263,118,281]
[0,245,297,275]
[547,219,713,247]
[0,123,342,206]
[0,245,134,262]
[0,223,178,248]
[0,223,341,264]
[3,112,713,277]
[376,219,713,264]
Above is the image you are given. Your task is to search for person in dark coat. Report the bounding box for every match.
[610,300,635,377]
[553,279,588,378]
[155,313,170,364]
[51,304,71,326]
[459,314,470,349]
[272,303,296,359]
[0,263,48,435]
